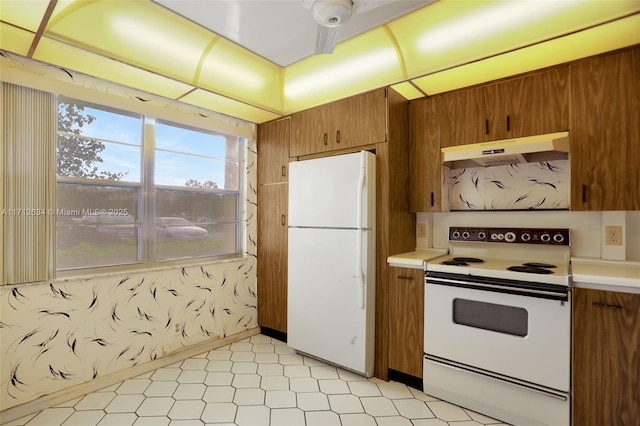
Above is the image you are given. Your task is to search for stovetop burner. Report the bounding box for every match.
[507,265,554,274]
[523,262,557,269]
[441,257,485,266]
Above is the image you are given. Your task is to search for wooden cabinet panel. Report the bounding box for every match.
[337,89,387,149]
[506,67,569,137]
[388,267,424,378]
[257,118,290,185]
[570,47,640,210]
[572,287,640,426]
[257,184,288,333]
[409,97,441,212]
[439,67,570,147]
[290,89,387,156]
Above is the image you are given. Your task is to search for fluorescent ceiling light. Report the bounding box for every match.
[285,47,397,99]
[417,0,583,54]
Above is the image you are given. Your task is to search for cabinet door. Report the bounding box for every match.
[257,183,288,333]
[257,118,290,185]
[290,106,334,157]
[439,87,488,147]
[388,267,424,377]
[409,98,441,212]
[336,89,387,149]
[572,288,640,425]
[570,48,640,210]
[506,67,569,138]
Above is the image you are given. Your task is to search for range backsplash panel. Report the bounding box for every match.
[445,160,570,210]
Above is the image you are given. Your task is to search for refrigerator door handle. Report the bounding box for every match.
[357,152,366,309]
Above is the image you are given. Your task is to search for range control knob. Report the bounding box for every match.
[490,233,499,241]
[553,233,565,243]
[521,233,531,242]
[541,233,551,243]
[462,231,470,239]
[478,231,486,240]
[505,231,516,242]
[452,231,461,239]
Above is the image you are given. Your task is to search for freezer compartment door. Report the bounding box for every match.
[288,151,375,229]
[287,227,375,376]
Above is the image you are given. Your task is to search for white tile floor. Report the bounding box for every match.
[6,335,510,426]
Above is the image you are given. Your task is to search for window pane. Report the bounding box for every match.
[155,189,238,261]
[58,99,141,144]
[155,151,230,189]
[56,183,140,270]
[57,100,141,181]
[156,223,238,261]
[156,122,228,157]
[453,298,528,337]
[156,189,237,223]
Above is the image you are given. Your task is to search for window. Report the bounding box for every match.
[56,98,242,272]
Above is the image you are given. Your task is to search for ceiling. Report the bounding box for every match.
[155,0,433,67]
[1,0,639,124]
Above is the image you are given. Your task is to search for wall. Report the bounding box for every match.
[0,141,258,412]
[416,210,640,261]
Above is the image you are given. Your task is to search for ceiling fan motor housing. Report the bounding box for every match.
[313,0,353,28]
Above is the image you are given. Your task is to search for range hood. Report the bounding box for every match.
[442,132,570,169]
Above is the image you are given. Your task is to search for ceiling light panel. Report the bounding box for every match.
[283,27,402,113]
[0,0,50,32]
[389,0,640,80]
[33,37,195,100]
[197,37,283,112]
[0,23,36,56]
[46,0,212,83]
[412,14,640,95]
[180,89,281,124]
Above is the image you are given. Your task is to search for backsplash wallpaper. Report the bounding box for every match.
[445,160,570,210]
[0,141,258,411]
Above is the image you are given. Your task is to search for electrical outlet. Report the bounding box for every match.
[604,225,623,246]
[174,323,180,333]
[417,223,427,238]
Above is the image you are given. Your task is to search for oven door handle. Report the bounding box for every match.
[426,274,569,302]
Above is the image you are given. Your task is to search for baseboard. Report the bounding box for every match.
[388,368,423,391]
[259,326,287,343]
[0,327,260,424]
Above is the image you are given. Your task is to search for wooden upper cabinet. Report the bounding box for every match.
[506,66,569,137]
[572,287,640,425]
[257,117,290,185]
[409,97,441,212]
[290,88,387,157]
[439,67,569,147]
[570,47,640,211]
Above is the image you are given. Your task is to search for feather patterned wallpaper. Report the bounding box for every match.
[0,141,258,411]
[445,160,570,210]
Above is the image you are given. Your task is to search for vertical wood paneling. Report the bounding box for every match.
[2,83,56,284]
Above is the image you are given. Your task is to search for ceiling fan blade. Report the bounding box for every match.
[315,25,340,54]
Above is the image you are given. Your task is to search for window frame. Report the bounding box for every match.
[55,97,244,278]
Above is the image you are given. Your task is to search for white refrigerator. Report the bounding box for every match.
[287,151,376,377]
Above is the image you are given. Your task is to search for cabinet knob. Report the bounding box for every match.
[485,119,490,135]
[323,133,328,146]
[281,165,286,177]
[582,185,587,203]
[397,276,413,280]
[281,215,285,226]
[336,130,341,144]
[506,115,511,132]
[430,192,435,207]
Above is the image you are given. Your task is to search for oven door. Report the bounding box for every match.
[424,272,570,392]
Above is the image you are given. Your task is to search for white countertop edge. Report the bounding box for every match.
[571,256,640,294]
[387,249,448,269]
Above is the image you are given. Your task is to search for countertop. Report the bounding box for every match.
[387,249,448,269]
[571,257,640,294]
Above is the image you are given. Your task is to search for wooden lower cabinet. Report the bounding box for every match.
[572,287,640,425]
[257,183,288,335]
[388,267,424,383]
